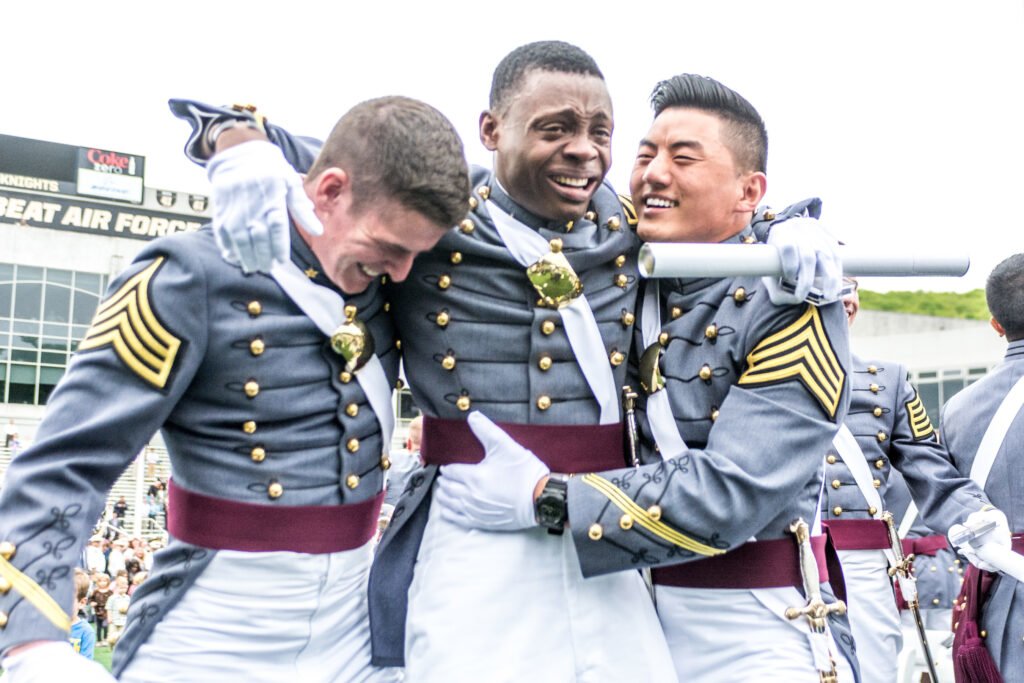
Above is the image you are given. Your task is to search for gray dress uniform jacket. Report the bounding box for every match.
[0,226,397,674]
[940,338,1024,675]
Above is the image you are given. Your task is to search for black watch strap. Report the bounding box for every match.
[535,475,569,535]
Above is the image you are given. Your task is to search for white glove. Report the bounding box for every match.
[434,412,550,531]
[1,641,117,682]
[763,216,843,305]
[948,508,1012,572]
[206,140,323,274]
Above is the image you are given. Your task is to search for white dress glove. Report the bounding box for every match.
[206,140,323,273]
[1,641,117,682]
[434,411,551,531]
[948,508,1012,572]
[764,216,843,305]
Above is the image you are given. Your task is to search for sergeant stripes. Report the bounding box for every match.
[78,257,182,389]
[737,306,845,419]
[905,390,935,440]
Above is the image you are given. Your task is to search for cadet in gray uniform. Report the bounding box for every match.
[821,278,990,683]
[0,96,469,682]
[941,252,1024,679]
[439,74,859,682]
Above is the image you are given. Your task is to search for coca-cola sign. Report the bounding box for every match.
[76,146,145,204]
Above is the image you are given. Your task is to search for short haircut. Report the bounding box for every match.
[489,41,604,114]
[308,96,469,229]
[649,74,768,174]
[986,253,1024,340]
[74,569,91,602]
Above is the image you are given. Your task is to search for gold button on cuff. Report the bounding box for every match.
[541,320,556,335]
[436,311,450,327]
[244,381,260,398]
[699,364,713,381]
[733,288,747,303]
[267,482,284,499]
[347,438,360,453]
[614,274,628,288]
[647,505,662,521]
[614,254,626,268]
[0,611,7,628]
[0,542,15,561]
[868,365,878,374]
[877,431,888,442]
[459,219,475,234]
[873,407,883,417]
[607,216,621,230]
[346,474,360,489]
[243,421,257,434]
[868,506,878,516]
[450,251,463,264]
[0,576,10,594]
[873,479,881,488]
[247,301,262,316]
[457,396,471,411]
[437,275,451,290]
[588,523,603,540]
[831,479,841,490]
[619,514,634,530]
[875,459,885,469]
[537,395,552,411]
[381,455,391,470]
[610,351,625,367]
[346,403,359,418]
[442,355,456,371]
[538,355,553,371]
[833,506,843,516]
[826,454,837,465]
[710,408,720,422]
[870,383,880,393]
[705,324,718,339]
[621,312,635,327]
[251,447,266,463]
[477,185,491,200]
[658,332,669,347]
[340,371,352,384]
[249,339,265,356]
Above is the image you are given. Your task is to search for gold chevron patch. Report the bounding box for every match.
[580,474,726,557]
[78,257,181,389]
[617,194,638,226]
[905,390,935,440]
[738,306,845,419]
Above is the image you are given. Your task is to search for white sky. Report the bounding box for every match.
[3,0,1022,292]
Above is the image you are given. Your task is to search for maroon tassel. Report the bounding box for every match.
[952,565,1003,683]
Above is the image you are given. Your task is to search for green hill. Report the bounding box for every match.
[859,289,989,320]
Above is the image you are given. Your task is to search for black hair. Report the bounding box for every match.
[986,253,1024,340]
[489,41,604,113]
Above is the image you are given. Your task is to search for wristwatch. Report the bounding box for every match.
[535,474,569,535]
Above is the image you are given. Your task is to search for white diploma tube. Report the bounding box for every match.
[638,243,970,279]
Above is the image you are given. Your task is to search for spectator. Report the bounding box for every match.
[4,419,16,448]
[84,534,106,574]
[384,415,424,508]
[69,570,96,660]
[106,538,128,576]
[89,574,113,644]
[105,575,131,645]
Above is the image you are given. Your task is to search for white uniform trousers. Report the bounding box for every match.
[405,492,677,682]
[839,549,902,683]
[120,541,399,683]
[657,585,856,682]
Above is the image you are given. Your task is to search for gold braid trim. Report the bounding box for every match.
[0,556,71,632]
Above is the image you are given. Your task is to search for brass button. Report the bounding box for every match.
[381,455,391,470]
[607,216,621,231]
[468,196,479,210]
[875,459,885,469]
[436,310,450,327]
[742,234,756,244]
[698,364,713,381]
[868,506,878,516]
[549,238,564,253]
[450,251,463,264]
[877,431,888,442]
[268,482,284,499]
[346,474,360,489]
[339,371,352,384]
[395,340,402,350]
[459,219,475,234]
[384,302,391,312]
[658,332,669,347]
[396,378,405,390]
[0,611,7,628]
[0,576,10,594]
[868,365,878,374]
[442,354,456,371]
[705,324,718,339]
[437,274,451,290]
[249,338,265,356]
[671,307,683,320]
[831,479,841,490]
[930,598,939,606]
[247,301,262,316]
[873,479,881,488]
[619,514,634,530]
[457,396,471,411]
[621,311,635,327]
[243,420,257,434]
[733,287,747,303]
[710,408,720,422]
[477,185,491,200]
[537,395,552,411]
[826,454,837,465]
[870,383,880,393]
[584,211,597,221]
[251,447,266,463]
[541,320,556,335]
[614,274,628,288]
[346,403,359,418]
[873,406,883,417]
[647,505,662,521]
[0,542,16,560]
[763,210,776,221]
[347,438,360,453]
[610,351,625,367]
[344,304,358,320]
[833,506,843,516]
[588,523,603,540]
[243,380,260,398]
[538,355,553,371]
[615,254,626,268]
